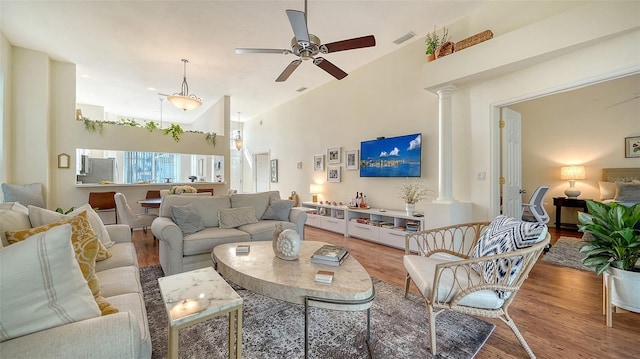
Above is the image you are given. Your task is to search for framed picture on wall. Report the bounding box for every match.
[327,166,341,183]
[327,147,341,164]
[313,154,324,172]
[270,159,278,182]
[625,136,640,158]
[345,150,359,170]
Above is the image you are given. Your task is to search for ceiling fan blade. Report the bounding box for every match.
[314,57,348,80]
[322,35,376,53]
[235,48,290,55]
[286,10,310,46]
[276,60,302,82]
[603,94,640,109]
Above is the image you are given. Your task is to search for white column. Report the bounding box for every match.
[435,85,456,203]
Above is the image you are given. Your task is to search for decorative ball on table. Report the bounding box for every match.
[272,223,301,260]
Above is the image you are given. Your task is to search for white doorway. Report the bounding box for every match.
[500,107,523,219]
[255,153,269,192]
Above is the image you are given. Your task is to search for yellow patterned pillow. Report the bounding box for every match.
[5,210,118,315]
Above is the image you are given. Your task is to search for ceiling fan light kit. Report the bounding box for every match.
[167,59,202,111]
[235,0,376,82]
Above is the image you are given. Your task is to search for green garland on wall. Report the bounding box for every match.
[80,117,216,146]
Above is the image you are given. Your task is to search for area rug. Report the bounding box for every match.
[541,236,592,272]
[141,265,495,359]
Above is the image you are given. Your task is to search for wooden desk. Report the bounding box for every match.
[553,197,589,231]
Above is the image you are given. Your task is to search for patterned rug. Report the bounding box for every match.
[541,236,592,272]
[141,265,495,359]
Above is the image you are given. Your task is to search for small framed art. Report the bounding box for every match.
[270,159,278,182]
[313,154,324,172]
[345,150,359,170]
[327,147,341,164]
[327,166,341,183]
[57,153,70,169]
[625,136,640,158]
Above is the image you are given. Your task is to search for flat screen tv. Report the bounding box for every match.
[360,133,422,177]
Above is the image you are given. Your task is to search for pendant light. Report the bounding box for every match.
[167,59,202,111]
[234,112,243,151]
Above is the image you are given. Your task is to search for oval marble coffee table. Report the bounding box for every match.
[212,240,375,358]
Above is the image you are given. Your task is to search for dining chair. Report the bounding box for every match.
[88,191,117,224]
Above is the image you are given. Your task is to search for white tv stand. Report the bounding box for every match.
[301,202,425,251]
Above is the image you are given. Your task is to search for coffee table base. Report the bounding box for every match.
[304,285,376,359]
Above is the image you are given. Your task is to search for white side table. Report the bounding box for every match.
[158,267,243,359]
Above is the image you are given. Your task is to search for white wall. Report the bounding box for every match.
[0,32,12,186]
[244,1,640,220]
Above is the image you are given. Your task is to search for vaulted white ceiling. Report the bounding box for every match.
[1,0,489,124]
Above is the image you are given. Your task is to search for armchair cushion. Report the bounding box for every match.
[218,206,258,229]
[0,225,100,342]
[261,198,295,221]
[470,215,547,298]
[170,203,205,235]
[1,182,45,208]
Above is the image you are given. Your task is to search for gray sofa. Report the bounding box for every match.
[151,190,307,275]
[0,224,151,359]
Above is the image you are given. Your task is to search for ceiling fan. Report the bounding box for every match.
[235,0,376,82]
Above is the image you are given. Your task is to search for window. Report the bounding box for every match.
[124,151,179,183]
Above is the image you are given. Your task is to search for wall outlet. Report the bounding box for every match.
[476,172,486,181]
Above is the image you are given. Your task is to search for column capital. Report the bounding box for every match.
[436,85,457,96]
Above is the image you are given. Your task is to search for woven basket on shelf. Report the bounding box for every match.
[454,30,493,52]
[435,41,454,59]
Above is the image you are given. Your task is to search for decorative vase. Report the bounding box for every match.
[272,223,301,260]
[426,53,436,62]
[405,203,415,216]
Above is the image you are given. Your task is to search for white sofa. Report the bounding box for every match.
[152,190,308,275]
[0,205,151,359]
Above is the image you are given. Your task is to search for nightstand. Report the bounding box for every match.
[553,197,589,231]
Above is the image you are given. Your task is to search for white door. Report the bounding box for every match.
[501,107,523,218]
[255,153,269,192]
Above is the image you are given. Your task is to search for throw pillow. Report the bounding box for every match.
[218,206,258,229]
[0,225,100,342]
[0,202,31,247]
[261,198,294,221]
[470,215,547,298]
[598,181,617,201]
[614,182,640,202]
[170,203,205,235]
[5,211,119,315]
[28,204,113,260]
[1,182,45,208]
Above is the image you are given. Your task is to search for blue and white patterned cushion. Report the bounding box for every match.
[471,215,547,298]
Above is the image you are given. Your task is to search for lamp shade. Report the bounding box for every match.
[560,165,586,180]
[167,95,202,111]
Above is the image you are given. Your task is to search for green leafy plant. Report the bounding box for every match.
[83,118,104,134]
[205,132,217,147]
[425,26,449,55]
[164,123,184,142]
[55,207,75,215]
[119,118,140,127]
[145,120,160,132]
[578,200,640,275]
[398,181,432,204]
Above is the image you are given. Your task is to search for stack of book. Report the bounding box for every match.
[311,244,349,266]
[406,220,420,233]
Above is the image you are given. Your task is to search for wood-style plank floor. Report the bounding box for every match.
[132,226,640,358]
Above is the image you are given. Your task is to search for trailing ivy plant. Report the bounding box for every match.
[83,117,104,134]
[145,121,160,132]
[119,118,140,127]
[205,132,217,147]
[164,123,184,142]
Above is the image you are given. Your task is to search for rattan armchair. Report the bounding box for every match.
[404,221,550,358]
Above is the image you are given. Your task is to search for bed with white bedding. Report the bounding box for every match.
[599,168,640,207]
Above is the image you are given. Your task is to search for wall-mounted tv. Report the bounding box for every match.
[360,133,422,177]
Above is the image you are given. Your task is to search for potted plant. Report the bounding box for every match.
[424,26,449,62]
[578,200,640,319]
[398,181,432,216]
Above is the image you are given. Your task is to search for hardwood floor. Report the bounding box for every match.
[131,226,639,358]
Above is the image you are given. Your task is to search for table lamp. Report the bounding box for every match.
[560,165,586,199]
[309,184,321,202]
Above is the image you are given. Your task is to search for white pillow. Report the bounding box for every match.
[1,183,45,208]
[598,181,617,201]
[0,224,100,342]
[0,202,31,247]
[28,204,115,248]
[614,182,640,202]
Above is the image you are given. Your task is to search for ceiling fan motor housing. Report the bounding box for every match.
[291,34,321,60]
